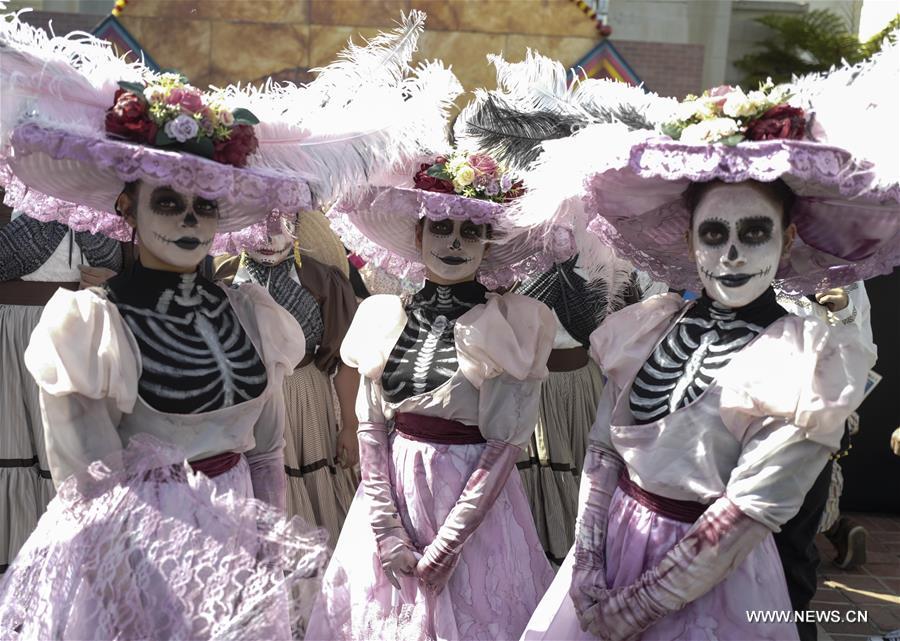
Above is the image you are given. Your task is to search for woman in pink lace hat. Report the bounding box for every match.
[307,147,568,640]
[0,10,435,638]
[519,46,897,641]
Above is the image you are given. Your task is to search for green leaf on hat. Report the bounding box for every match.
[720,134,745,146]
[232,108,260,125]
[117,81,147,99]
[660,122,684,140]
[155,130,175,146]
[183,136,215,159]
[426,163,452,180]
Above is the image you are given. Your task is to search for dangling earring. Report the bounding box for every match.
[293,238,303,269]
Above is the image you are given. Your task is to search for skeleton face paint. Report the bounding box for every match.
[246,216,295,266]
[134,185,218,269]
[691,183,783,308]
[420,218,487,284]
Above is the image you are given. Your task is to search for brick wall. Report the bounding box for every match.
[615,41,704,98]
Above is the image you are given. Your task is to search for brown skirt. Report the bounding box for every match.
[517,360,605,565]
[282,363,359,544]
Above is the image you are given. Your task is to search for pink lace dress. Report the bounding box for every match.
[307,292,557,641]
[0,283,328,640]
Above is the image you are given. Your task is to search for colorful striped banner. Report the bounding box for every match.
[569,39,641,87]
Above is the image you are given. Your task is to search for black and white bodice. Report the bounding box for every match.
[104,263,267,414]
[381,280,487,403]
[0,214,122,281]
[242,257,323,354]
[629,289,786,424]
[514,254,607,348]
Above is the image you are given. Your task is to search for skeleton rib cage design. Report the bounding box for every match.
[629,302,764,424]
[382,284,485,404]
[108,271,268,415]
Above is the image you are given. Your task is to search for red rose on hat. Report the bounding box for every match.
[212,124,259,167]
[105,89,158,144]
[413,163,455,193]
[746,105,806,141]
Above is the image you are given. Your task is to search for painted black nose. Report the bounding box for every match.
[727,244,738,260]
[451,238,461,250]
[183,211,198,227]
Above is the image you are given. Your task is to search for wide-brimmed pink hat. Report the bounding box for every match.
[327,151,570,289]
[514,43,900,294]
[585,134,900,293]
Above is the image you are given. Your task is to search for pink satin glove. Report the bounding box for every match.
[579,497,769,640]
[416,440,520,594]
[246,449,287,510]
[358,422,418,589]
[570,444,623,623]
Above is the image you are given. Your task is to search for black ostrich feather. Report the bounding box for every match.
[456,94,590,170]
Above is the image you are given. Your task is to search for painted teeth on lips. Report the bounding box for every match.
[701,265,771,287]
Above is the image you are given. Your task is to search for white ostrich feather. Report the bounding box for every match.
[488,49,580,115]
[789,34,900,189]
[509,122,648,230]
[211,13,457,207]
[1,10,149,144]
[301,10,425,110]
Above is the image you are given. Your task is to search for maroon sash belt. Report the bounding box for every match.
[547,346,589,372]
[0,280,78,306]
[394,413,486,445]
[189,452,242,478]
[618,472,709,524]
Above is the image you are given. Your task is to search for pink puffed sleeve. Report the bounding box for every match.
[589,293,684,391]
[455,293,555,447]
[455,293,555,388]
[718,315,877,450]
[25,288,140,411]
[24,288,140,485]
[719,315,877,530]
[339,294,407,381]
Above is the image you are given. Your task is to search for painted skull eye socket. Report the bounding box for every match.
[737,217,774,246]
[460,221,485,240]
[428,219,453,236]
[150,188,186,216]
[697,220,729,247]
[192,197,218,218]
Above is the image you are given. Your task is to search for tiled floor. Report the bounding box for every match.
[811,513,900,641]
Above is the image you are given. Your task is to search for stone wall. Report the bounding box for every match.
[13,0,705,97]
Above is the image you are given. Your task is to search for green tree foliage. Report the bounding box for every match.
[735,9,899,87]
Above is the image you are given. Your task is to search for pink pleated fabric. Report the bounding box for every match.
[307,432,554,641]
[522,488,799,641]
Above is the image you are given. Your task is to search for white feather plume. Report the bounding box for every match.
[509,122,647,230]
[0,9,149,144]
[788,33,900,189]
[301,10,425,110]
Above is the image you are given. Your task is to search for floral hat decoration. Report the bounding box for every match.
[0,10,439,245]
[512,39,900,294]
